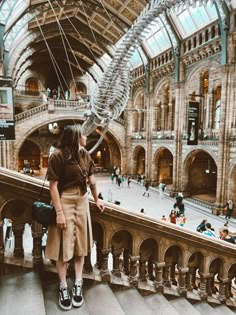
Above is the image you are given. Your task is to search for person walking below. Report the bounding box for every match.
[224,199,234,220]
[179,214,186,227]
[143,181,150,197]
[45,125,104,311]
[169,210,177,224]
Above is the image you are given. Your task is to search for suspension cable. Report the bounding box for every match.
[35,13,68,96]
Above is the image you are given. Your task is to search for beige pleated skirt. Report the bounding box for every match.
[45,187,93,262]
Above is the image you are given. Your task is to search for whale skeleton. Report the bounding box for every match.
[81,0,224,151]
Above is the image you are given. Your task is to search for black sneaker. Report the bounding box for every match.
[59,287,72,311]
[72,281,83,307]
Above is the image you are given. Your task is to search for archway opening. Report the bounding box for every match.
[154,148,173,187]
[18,140,40,173]
[25,78,39,95]
[133,146,145,176]
[188,151,217,202]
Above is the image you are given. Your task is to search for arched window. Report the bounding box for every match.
[25,78,39,94]
[205,29,209,42]
[75,82,87,95]
[215,99,221,129]
[214,86,221,130]
[199,33,203,45]
[211,26,216,38]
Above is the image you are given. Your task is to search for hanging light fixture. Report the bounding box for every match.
[49,122,60,134]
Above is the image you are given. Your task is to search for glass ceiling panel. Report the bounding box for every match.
[129,48,147,69]
[143,17,171,58]
[172,2,218,38]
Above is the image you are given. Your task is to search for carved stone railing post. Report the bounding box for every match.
[84,253,93,272]
[129,255,139,286]
[185,271,192,291]
[218,278,228,302]
[13,224,25,258]
[148,256,154,281]
[206,275,214,296]
[154,262,165,291]
[178,267,188,295]
[225,280,231,299]
[112,249,122,277]
[139,256,147,281]
[96,245,102,269]
[0,221,4,263]
[32,231,43,266]
[100,248,110,281]
[186,267,197,291]
[171,264,177,285]
[123,248,130,275]
[199,273,208,299]
[163,265,171,287]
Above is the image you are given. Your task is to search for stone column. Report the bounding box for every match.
[171,82,185,195]
[0,220,4,262]
[212,65,234,214]
[154,262,165,291]
[84,254,93,272]
[168,102,173,131]
[160,104,165,131]
[125,98,134,175]
[100,248,110,282]
[129,255,139,285]
[32,230,43,266]
[178,267,188,295]
[13,224,25,258]
[112,249,122,277]
[145,73,154,182]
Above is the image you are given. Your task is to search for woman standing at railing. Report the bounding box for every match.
[45,124,104,311]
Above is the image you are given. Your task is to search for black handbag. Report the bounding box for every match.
[32,170,56,226]
[32,201,56,226]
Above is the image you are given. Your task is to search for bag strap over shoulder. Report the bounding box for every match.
[38,156,65,201]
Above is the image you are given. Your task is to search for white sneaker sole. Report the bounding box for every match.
[72,296,83,308]
[59,298,72,311]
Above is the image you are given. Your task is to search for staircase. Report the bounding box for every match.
[1,270,236,315]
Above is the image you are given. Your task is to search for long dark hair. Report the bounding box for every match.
[57,125,81,161]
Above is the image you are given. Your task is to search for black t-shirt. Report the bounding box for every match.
[224,237,235,244]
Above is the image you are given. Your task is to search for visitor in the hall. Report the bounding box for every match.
[169,210,177,224]
[45,124,104,311]
[179,214,186,227]
[221,229,235,244]
[202,223,216,237]
[224,199,234,220]
[196,219,207,232]
[143,180,150,197]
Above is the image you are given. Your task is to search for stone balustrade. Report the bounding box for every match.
[14,99,89,123]
[0,167,235,306]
